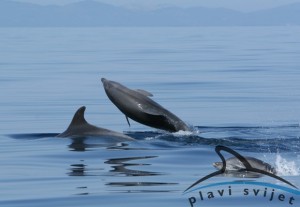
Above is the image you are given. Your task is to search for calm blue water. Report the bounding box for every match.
[1,27,300,207]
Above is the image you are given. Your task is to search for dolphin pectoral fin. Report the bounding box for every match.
[136,89,153,97]
[140,106,169,122]
[125,116,131,127]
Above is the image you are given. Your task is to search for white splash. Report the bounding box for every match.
[172,130,194,137]
[172,125,201,137]
[275,154,300,176]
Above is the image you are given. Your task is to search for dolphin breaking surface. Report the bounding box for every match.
[101,78,190,132]
[57,106,134,141]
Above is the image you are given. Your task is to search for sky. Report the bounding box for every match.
[11,0,300,12]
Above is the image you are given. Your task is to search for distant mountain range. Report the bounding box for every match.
[1,0,300,26]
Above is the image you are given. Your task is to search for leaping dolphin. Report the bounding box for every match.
[101,78,190,132]
[57,106,134,141]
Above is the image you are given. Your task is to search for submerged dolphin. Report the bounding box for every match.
[213,156,277,175]
[101,78,190,132]
[57,106,134,141]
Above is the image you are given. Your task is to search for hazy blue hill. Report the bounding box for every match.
[249,3,300,25]
[61,0,132,26]
[0,0,127,26]
[0,0,299,26]
[136,7,242,26]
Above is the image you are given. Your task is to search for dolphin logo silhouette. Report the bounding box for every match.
[184,145,297,192]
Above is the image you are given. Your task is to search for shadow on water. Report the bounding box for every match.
[105,156,162,176]
[68,161,104,177]
[67,152,177,193]
[9,133,59,139]
[67,137,125,152]
[104,156,180,193]
[68,137,151,151]
[65,138,176,193]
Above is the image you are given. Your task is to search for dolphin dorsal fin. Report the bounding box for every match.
[136,89,153,97]
[69,106,88,127]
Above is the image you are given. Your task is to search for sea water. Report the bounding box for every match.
[0,27,300,207]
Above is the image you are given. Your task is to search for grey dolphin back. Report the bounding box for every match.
[57,106,134,140]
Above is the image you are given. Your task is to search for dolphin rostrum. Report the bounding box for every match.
[101,78,190,132]
[213,156,277,175]
[57,106,134,141]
